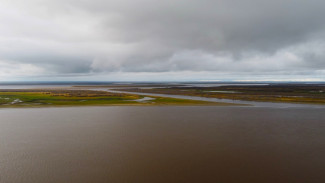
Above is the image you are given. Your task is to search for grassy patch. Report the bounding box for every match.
[0,90,230,107]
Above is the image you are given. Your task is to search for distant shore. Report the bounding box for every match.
[1,82,325,108]
[97,83,325,106]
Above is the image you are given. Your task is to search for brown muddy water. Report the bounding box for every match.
[0,106,324,183]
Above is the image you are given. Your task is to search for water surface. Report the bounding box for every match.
[0,106,324,183]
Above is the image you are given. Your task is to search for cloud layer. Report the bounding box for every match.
[1,0,325,81]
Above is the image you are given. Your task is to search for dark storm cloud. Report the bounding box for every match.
[1,0,325,80]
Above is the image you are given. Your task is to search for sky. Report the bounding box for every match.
[1,0,325,81]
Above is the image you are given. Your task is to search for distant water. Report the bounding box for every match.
[0,106,324,183]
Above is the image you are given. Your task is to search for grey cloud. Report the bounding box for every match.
[1,0,325,80]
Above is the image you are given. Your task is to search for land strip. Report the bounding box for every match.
[112,84,325,105]
[0,89,234,107]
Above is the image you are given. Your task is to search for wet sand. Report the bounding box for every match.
[0,106,324,183]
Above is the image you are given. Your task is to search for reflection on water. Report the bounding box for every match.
[0,106,324,183]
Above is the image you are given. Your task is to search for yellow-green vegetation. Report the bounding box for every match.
[0,89,228,107]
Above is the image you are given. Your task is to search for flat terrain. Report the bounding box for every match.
[1,83,325,107]
[0,89,230,107]
[115,84,325,105]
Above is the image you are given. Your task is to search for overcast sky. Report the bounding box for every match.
[1,0,325,81]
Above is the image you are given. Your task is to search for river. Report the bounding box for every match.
[0,106,324,183]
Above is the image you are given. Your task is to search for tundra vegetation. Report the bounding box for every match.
[116,84,325,105]
[0,89,230,107]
